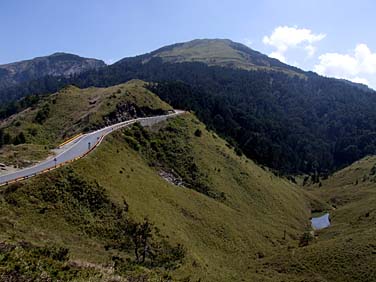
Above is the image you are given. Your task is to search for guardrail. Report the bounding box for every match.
[0,112,185,187]
[58,133,83,148]
[0,133,105,187]
[0,111,184,187]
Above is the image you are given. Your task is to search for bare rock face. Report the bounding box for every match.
[102,102,167,126]
[0,52,106,90]
[158,170,184,186]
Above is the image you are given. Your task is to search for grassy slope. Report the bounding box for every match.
[0,77,373,281]
[156,39,247,66]
[72,114,312,281]
[255,156,376,281]
[0,80,171,167]
[0,113,312,281]
[153,39,303,77]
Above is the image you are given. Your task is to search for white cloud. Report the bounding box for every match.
[269,51,286,63]
[314,53,358,77]
[352,77,369,85]
[105,58,117,65]
[262,26,326,62]
[354,44,376,74]
[242,38,253,47]
[314,43,376,86]
[305,45,316,57]
[263,26,326,63]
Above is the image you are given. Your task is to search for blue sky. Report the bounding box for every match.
[1,0,376,88]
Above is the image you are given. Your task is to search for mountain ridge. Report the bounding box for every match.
[0,39,372,92]
[0,52,106,90]
[1,39,376,174]
[116,38,306,77]
[0,40,375,281]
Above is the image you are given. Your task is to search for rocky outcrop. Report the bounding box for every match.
[102,102,167,126]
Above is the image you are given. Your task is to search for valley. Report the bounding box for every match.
[0,38,375,281]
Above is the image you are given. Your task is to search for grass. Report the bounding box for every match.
[251,156,376,281]
[0,112,313,281]
[0,80,172,167]
[3,80,372,281]
[154,39,304,77]
[0,143,51,168]
[72,113,312,281]
[0,166,183,281]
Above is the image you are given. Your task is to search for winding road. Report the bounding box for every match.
[0,110,184,186]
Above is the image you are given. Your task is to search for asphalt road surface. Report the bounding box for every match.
[0,110,184,186]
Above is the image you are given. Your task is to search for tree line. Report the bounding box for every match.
[1,56,376,174]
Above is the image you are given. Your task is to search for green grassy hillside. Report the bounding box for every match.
[0,110,313,281]
[0,80,171,168]
[148,39,303,77]
[253,156,376,281]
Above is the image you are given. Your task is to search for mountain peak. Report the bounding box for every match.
[50,52,73,56]
[0,53,105,90]
[139,38,303,76]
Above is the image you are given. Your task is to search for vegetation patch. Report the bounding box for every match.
[0,241,97,282]
[0,80,172,166]
[121,119,223,200]
[0,167,185,279]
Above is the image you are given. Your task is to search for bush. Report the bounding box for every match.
[2,168,186,275]
[194,129,202,137]
[124,136,140,151]
[34,103,50,124]
[234,147,242,156]
[13,132,26,145]
[299,231,314,247]
[33,246,70,262]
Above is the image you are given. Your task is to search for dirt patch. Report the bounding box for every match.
[0,163,19,176]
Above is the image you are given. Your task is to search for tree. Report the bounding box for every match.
[34,104,50,124]
[194,128,202,137]
[130,218,153,263]
[13,132,26,145]
[299,231,313,247]
[3,133,11,145]
[0,129,3,147]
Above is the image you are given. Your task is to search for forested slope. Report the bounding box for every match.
[1,39,376,174]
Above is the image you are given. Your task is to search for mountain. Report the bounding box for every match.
[1,39,376,175]
[0,50,375,281]
[0,52,105,90]
[127,38,304,76]
[0,82,313,281]
[78,39,376,174]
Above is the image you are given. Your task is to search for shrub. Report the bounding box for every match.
[13,132,26,145]
[194,129,202,137]
[234,147,242,156]
[299,231,314,247]
[124,136,140,151]
[34,103,50,124]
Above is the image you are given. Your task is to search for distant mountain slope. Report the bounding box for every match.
[1,39,376,174]
[80,39,376,174]
[0,52,105,90]
[126,38,304,76]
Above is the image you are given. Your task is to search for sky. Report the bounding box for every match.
[1,0,376,88]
